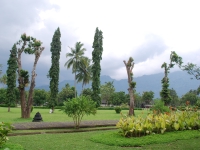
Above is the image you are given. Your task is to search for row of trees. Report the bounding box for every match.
[1,27,104,118]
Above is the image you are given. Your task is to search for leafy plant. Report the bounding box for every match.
[151,100,170,114]
[114,107,121,114]
[116,110,200,137]
[0,122,12,147]
[61,96,97,129]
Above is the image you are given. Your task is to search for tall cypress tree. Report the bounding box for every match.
[91,27,103,107]
[48,27,61,111]
[6,44,18,112]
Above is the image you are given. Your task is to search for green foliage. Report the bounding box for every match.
[61,96,97,128]
[169,88,180,106]
[160,51,182,105]
[130,81,136,89]
[64,42,87,98]
[182,63,200,80]
[92,27,103,107]
[57,84,75,105]
[114,107,121,114]
[75,57,92,89]
[0,74,7,87]
[48,27,61,109]
[151,100,170,114]
[181,91,200,105]
[0,122,12,147]
[81,88,93,98]
[19,70,29,89]
[117,110,200,138]
[6,44,18,109]
[33,89,48,106]
[0,88,6,104]
[111,91,128,106]
[100,81,115,105]
[142,91,154,105]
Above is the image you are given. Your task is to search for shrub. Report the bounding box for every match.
[0,122,12,147]
[61,96,97,129]
[151,100,170,114]
[116,110,200,137]
[115,106,121,114]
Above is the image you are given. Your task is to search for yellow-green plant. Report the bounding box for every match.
[0,122,12,147]
[117,110,200,137]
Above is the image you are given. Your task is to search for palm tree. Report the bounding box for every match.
[0,74,7,88]
[75,57,92,92]
[64,42,86,97]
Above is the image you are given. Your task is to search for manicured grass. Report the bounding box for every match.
[90,130,200,147]
[6,130,200,150]
[0,107,149,123]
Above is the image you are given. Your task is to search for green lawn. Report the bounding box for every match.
[4,130,200,150]
[1,107,200,150]
[0,107,149,123]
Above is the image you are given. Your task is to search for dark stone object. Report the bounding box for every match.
[32,112,43,122]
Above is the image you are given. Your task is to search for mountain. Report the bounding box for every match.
[35,71,200,98]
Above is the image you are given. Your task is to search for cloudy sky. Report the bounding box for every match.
[0,0,200,86]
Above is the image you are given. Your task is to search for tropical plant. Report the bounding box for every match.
[123,57,136,116]
[61,96,97,129]
[64,42,86,98]
[16,33,45,118]
[48,27,61,112]
[117,110,200,137]
[160,51,182,105]
[0,122,12,147]
[91,27,103,107]
[75,57,92,91]
[0,74,7,88]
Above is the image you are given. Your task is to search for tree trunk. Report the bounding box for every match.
[123,59,135,116]
[8,106,10,112]
[128,88,135,115]
[74,71,76,98]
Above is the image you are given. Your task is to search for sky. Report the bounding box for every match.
[0,0,200,86]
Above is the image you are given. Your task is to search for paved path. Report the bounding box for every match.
[12,120,118,130]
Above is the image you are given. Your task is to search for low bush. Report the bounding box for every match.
[116,110,200,137]
[151,100,170,114]
[114,107,121,114]
[61,96,97,129]
[0,122,12,148]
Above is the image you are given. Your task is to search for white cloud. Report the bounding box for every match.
[1,0,200,86]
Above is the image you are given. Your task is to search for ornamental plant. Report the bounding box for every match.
[115,106,121,114]
[61,96,97,129]
[116,110,200,137]
[0,122,12,147]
